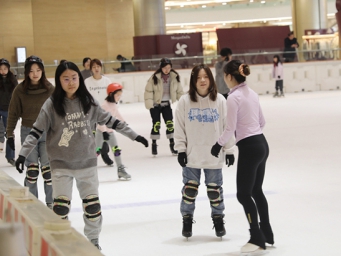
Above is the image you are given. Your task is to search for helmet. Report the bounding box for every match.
[0,58,10,68]
[107,83,123,95]
[24,55,43,68]
[159,58,172,68]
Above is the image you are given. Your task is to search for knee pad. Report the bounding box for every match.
[41,165,52,185]
[112,146,121,156]
[83,195,101,221]
[182,180,199,204]
[153,121,161,133]
[166,120,174,132]
[207,183,223,207]
[53,196,70,218]
[26,164,39,184]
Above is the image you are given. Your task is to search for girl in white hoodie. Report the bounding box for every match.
[174,64,235,239]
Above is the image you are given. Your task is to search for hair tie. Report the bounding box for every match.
[238,64,246,77]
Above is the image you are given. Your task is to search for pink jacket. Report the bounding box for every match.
[96,101,125,133]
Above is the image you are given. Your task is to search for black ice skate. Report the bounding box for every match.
[182,214,195,239]
[169,142,178,155]
[273,92,279,97]
[280,91,285,97]
[152,143,158,156]
[212,215,226,238]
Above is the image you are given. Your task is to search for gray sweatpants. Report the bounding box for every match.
[51,167,102,241]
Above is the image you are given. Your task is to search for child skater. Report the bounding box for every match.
[85,58,114,166]
[15,61,149,250]
[211,60,274,253]
[144,58,184,156]
[95,83,131,180]
[272,55,284,97]
[7,55,54,208]
[174,64,235,239]
[0,58,17,165]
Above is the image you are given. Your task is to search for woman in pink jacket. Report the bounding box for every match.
[272,55,284,97]
[210,60,274,254]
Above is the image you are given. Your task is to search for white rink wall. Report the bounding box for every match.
[45,60,341,103]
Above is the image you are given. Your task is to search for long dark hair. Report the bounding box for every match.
[0,68,17,92]
[273,55,282,66]
[224,60,250,84]
[189,64,217,102]
[52,61,96,117]
[22,62,50,91]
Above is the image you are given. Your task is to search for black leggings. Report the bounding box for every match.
[236,134,270,229]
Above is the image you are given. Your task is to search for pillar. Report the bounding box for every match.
[133,0,166,36]
[335,0,341,55]
[291,0,328,61]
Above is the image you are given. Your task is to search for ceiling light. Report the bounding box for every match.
[222,2,227,5]
[202,5,206,8]
[180,4,184,7]
[261,0,266,3]
[250,0,254,2]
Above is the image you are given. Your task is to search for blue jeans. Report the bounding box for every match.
[180,166,225,217]
[0,110,15,160]
[21,126,52,204]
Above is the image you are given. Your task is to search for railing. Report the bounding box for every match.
[9,48,341,79]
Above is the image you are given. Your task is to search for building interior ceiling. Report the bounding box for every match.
[164,0,337,33]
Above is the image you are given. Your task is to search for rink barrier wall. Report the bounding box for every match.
[0,170,103,256]
[43,60,341,103]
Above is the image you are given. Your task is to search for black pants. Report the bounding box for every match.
[236,134,270,229]
[149,102,174,140]
[275,80,283,92]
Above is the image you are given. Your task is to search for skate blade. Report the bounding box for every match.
[118,177,131,181]
[240,249,268,256]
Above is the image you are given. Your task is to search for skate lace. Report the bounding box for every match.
[118,165,128,174]
[212,216,225,231]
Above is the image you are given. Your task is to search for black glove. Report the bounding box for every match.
[15,155,26,173]
[211,142,222,158]
[8,137,15,151]
[177,152,187,167]
[135,135,148,147]
[225,154,235,167]
[278,76,280,79]
[103,132,110,141]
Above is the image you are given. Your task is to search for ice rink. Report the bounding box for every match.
[1,90,340,256]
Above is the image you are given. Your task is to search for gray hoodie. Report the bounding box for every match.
[19,97,138,170]
[215,60,229,95]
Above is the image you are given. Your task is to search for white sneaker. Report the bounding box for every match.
[241,243,264,253]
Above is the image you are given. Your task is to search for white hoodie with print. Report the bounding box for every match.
[174,93,235,169]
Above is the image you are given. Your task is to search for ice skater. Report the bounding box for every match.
[95,83,132,180]
[85,58,114,166]
[15,61,148,250]
[144,58,184,156]
[7,55,54,208]
[174,64,235,239]
[0,58,17,164]
[272,55,284,97]
[211,60,274,254]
